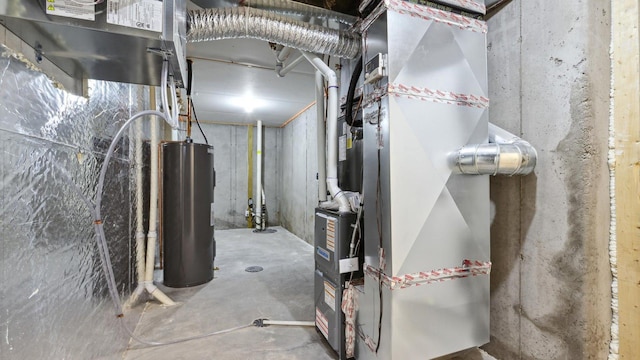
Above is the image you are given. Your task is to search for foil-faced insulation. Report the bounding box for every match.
[191,0,357,25]
[187,7,361,59]
[0,46,143,359]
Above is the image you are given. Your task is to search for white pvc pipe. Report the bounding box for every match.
[276,46,293,62]
[161,60,179,129]
[263,320,315,327]
[255,120,263,230]
[144,114,175,306]
[129,119,147,304]
[276,54,305,77]
[302,52,350,212]
[315,70,327,202]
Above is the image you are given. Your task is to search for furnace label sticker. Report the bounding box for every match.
[326,217,336,252]
[339,135,347,162]
[46,0,96,21]
[107,0,163,33]
[316,247,330,262]
[324,280,336,312]
[315,307,329,340]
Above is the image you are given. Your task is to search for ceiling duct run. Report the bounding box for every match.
[187,7,361,58]
[190,0,358,23]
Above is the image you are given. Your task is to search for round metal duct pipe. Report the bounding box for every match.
[455,123,538,176]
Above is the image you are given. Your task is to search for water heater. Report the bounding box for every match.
[162,142,216,288]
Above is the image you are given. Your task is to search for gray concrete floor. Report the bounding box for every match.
[123,227,336,360]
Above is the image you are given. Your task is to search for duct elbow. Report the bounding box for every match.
[456,141,537,176]
[327,178,351,213]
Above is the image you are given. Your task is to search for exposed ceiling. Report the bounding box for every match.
[186,0,359,127]
[188,39,317,127]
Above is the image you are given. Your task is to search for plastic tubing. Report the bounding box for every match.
[169,73,179,125]
[160,61,178,129]
[91,109,253,346]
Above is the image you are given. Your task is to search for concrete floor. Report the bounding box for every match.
[121,227,494,360]
[123,227,336,360]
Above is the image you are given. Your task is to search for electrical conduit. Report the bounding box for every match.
[302,52,350,213]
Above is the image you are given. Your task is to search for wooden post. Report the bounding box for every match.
[612,0,640,357]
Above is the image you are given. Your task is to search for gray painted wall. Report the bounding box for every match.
[0,46,141,358]
[485,1,611,359]
[191,123,280,229]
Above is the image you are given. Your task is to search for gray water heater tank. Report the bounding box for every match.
[162,142,215,288]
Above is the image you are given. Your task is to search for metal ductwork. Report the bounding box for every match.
[187,7,361,59]
[0,0,187,88]
[455,123,538,176]
[190,0,358,23]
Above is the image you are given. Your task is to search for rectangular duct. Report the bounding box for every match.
[0,0,186,87]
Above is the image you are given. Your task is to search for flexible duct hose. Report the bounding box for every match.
[187,7,361,59]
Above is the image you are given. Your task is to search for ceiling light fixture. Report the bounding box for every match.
[231,93,266,114]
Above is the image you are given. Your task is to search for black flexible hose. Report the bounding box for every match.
[191,104,209,145]
[187,59,194,96]
[345,57,363,127]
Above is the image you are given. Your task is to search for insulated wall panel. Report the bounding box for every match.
[0,47,141,359]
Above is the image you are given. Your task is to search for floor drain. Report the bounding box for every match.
[245,266,263,273]
[253,228,277,234]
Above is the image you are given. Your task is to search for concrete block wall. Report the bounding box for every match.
[484,1,612,358]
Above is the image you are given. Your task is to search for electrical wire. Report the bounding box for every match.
[374,100,383,353]
[345,57,363,127]
[191,102,209,145]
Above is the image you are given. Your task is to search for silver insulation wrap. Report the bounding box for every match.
[455,123,538,176]
[187,7,361,59]
[234,0,355,25]
[0,45,143,359]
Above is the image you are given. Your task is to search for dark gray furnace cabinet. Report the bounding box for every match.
[314,208,361,360]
